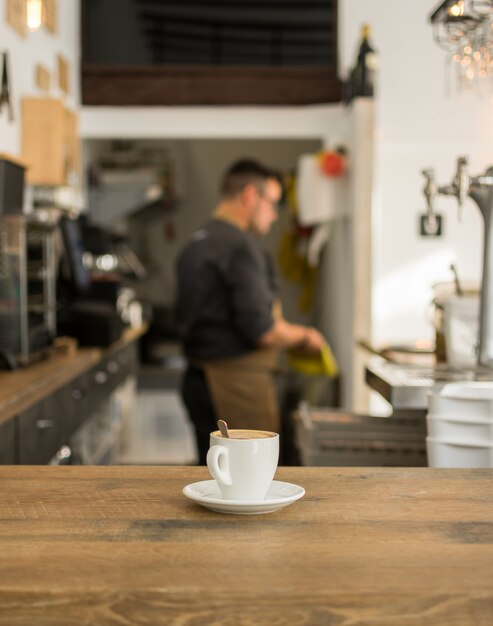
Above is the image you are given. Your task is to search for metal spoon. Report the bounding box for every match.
[217,420,229,438]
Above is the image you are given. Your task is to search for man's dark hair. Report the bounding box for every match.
[220,159,283,199]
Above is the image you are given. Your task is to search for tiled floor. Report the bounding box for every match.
[118,373,198,465]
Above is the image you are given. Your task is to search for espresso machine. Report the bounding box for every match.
[0,214,57,367]
[422,156,493,371]
[0,156,57,368]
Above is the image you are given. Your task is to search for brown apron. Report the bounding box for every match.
[197,299,283,433]
[200,348,280,432]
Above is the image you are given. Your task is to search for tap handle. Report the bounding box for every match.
[455,156,470,220]
[422,168,437,214]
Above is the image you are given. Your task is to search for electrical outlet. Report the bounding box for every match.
[420,214,443,237]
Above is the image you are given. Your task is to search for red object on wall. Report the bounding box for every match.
[317,150,347,177]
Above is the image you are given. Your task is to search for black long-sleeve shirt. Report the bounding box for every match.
[175,219,276,361]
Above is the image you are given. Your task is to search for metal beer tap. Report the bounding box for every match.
[422,156,493,369]
[421,168,440,235]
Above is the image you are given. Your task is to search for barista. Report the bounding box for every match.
[175,159,326,464]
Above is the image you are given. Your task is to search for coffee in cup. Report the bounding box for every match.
[206,429,279,501]
[212,429,273,440]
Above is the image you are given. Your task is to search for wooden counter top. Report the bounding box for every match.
[0,465,492,625]
[0,325,147,425]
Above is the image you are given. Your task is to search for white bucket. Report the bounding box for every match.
[442,296,480,368]
[427,382,493,419]
[432,281,480,366]
[426,436,493,468]
[426,414,493,443]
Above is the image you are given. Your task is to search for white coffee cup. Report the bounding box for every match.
[206,429,279,501]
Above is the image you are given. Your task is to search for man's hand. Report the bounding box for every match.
[299,326,326,353]
[258,318,327,353]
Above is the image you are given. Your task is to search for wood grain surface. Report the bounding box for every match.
[0,325,147,425]
[0,466,492,625]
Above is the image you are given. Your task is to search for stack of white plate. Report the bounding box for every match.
[426,382,493,467]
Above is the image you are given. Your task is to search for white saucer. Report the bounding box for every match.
[182,480,305,515]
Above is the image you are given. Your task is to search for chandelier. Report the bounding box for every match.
[430,0,493,93]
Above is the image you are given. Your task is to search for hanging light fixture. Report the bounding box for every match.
[430,0,493,93]
[27,0,43,32]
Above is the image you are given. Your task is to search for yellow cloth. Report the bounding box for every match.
[287,343,339,378]
[278,230,304,283]
[278,230,317,313]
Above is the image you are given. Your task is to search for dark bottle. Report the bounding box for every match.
[357,24,377,96]
[348,24,378,100]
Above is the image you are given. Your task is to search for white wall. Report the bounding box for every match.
[340,0,487,346]
[81,105,346,141]
[0,0,80,156]
[319,100,374,411]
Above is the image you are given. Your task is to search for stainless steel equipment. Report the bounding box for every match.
[0,214,57,366]
[422,156,493,369]
[364,359,486,410]
[294,402,427,466]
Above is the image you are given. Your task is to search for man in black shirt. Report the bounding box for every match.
[176,159,326,464]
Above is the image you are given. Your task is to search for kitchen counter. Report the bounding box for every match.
[0,465,492,625]
[0,325,147,426]
[365,358,493,412]
[365,359,436,410]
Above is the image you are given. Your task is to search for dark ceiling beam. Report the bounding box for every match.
[139,16,333,34]
[142,27,334,46]
[146,41,333,58]
[82,64,342,106]
[136,7,332,28]
[136,0,333,7]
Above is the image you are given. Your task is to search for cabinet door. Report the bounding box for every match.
[69,369,95,435]
[16,340,139,464]
[113,342,138,386]
[18,386,73,464]
[0,419,16,464]
[121,342,138,373]
[69,344,137,439]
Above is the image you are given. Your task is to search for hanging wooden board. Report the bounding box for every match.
[43,0,57,33]
[6,0,26,38]
[57,53,69,94]
[35,64,50,92]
